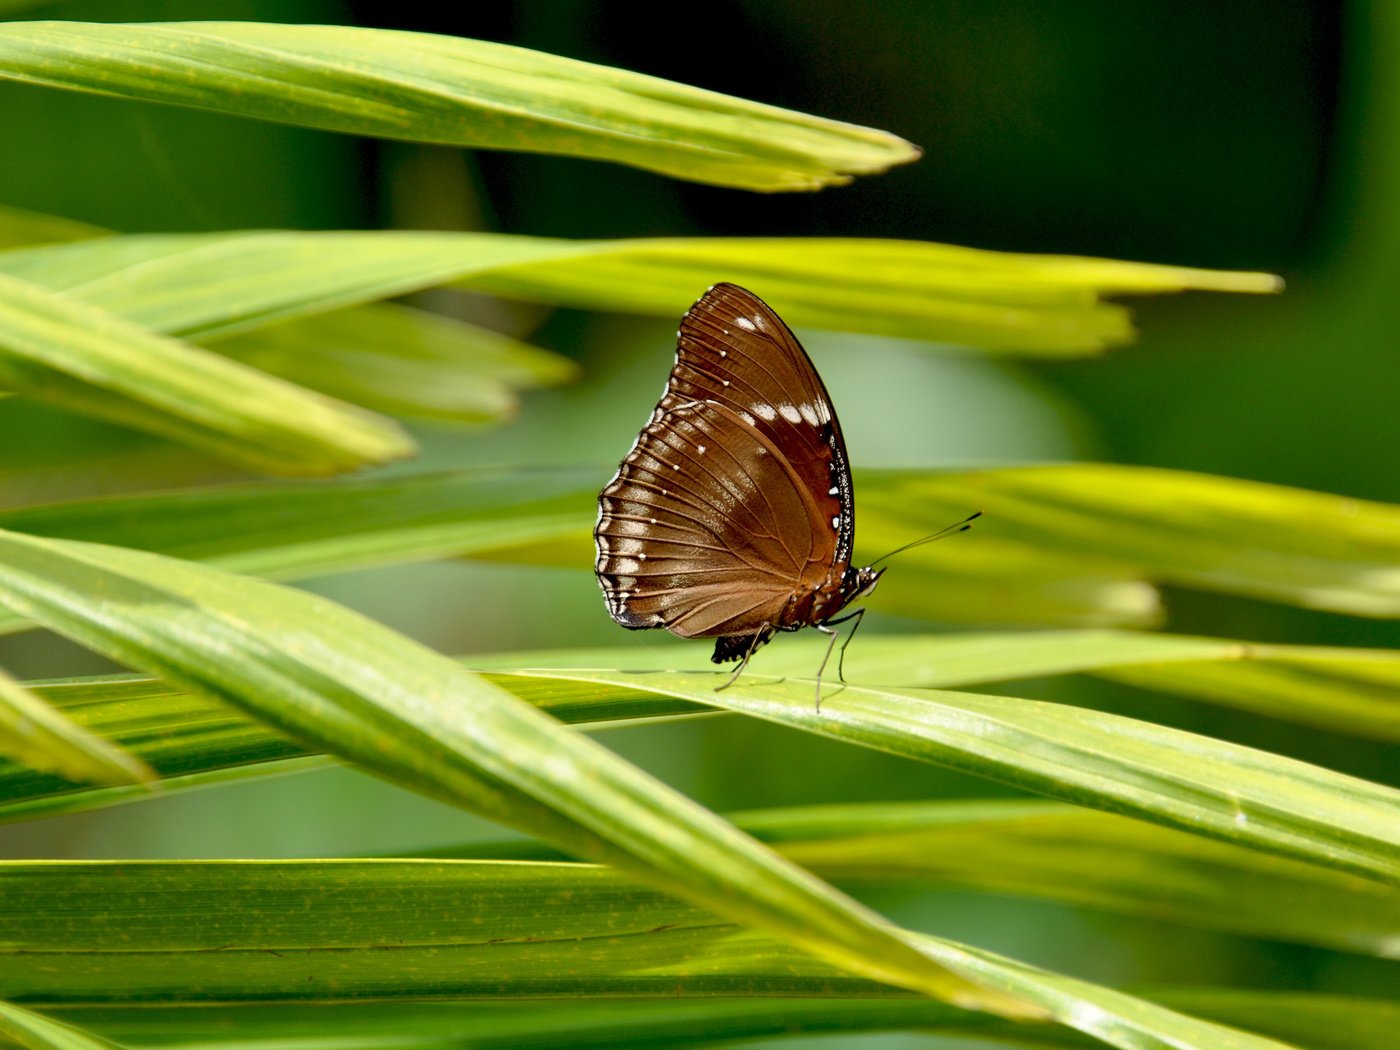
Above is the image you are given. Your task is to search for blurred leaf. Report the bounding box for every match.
[0,204,107,251]
[0,1001,121,1050]
[495,667,1400,887]
[0,231,560,341]
[472,237,1280,353]
[858,465,1400,618]
[43,993,1400,1050]
[0,20,919,192]
[0,666,151,787]
[212,303,577,425]
[1098,646,1400,742]
[452,798,1400,960]
[0,528,1027,1017]
[768,802,1400,959]
[0,468,593,587]
[0,860,1298,1050]
[0,271,415,475]
[8,461,1397,633]
[0,231,1278,354]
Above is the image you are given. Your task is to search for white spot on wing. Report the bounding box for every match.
[697,444,707,454]
[739,410,755,425]
[829,486,839,496]
[735,316,756,332]
[753,403,776,422]
[779,404,802,424]
[799,403,820,426]
[832,516,841,530]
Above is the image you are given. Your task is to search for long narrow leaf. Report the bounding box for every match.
[212,303,577,425]
[8,462,1398,630]
[677,630,1400,743]
[0,231,1278,354]
[8,669,1400,959]
[497,667,1400,887]
[0,1001,122,1050]
[858,465,1400,618]
[0,21,918,192]
[0,271,414,475]
[0,667,151,787]
[0,528,1027,1016]
[0,859,1298,1050]
[40,993,1400,1050]
[452,799,1400,960]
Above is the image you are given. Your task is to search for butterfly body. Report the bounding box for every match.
[595,283,880,681]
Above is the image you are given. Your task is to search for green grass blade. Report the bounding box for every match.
[454,798,1400,960]
[211,303,578,425]
[745,801,1400,959]
[500,668,1400,887]
[0,529,1029,1017]
[0,468,595,585]
[43,993,1400,1050]
[0,20,918,192]
[8,460,1397,631]
[680,630,1400,743]
[1097,644,1400,742]
[0,860,1298,1050]
[859,465,1400,618]
[10,667,1396,958]
[0,1001,123,1050]
[0,231,1277,354]
[471,236,1280,353]
[0,667,152,787]
[10,665,1400,956]
[0,271,414,475]
[0,670,699,825]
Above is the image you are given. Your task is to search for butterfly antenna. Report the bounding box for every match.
[870,511,982,568]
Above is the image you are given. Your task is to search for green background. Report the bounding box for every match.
[0,3,1393,1046]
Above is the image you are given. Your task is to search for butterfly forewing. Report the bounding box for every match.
[667,283,855,567]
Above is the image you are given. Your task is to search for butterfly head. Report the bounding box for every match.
[842,565,885,606]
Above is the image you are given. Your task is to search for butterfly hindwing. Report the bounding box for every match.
[596,399,836,638]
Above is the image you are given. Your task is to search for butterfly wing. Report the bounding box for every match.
[595,399,833,638]
[665,283,855,569]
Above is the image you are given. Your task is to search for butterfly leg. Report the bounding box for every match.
[715,627,770,692]
[819,606,867,683]
[813,622,841,711]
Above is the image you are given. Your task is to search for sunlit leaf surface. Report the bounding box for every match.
[0,231,1278,354]
[0,860,1297,1050]
[0,528,1025,1016]
[0,271,414,475]
[0,21,920,192]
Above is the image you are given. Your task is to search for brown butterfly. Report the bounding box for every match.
[594,283,886,701]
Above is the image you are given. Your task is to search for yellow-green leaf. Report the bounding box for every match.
[0,21,918,192]
[0,271,414,475]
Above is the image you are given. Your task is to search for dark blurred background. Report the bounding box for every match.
[2,2,1395,1038]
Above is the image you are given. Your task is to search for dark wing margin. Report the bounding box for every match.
[667,283,855,569]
